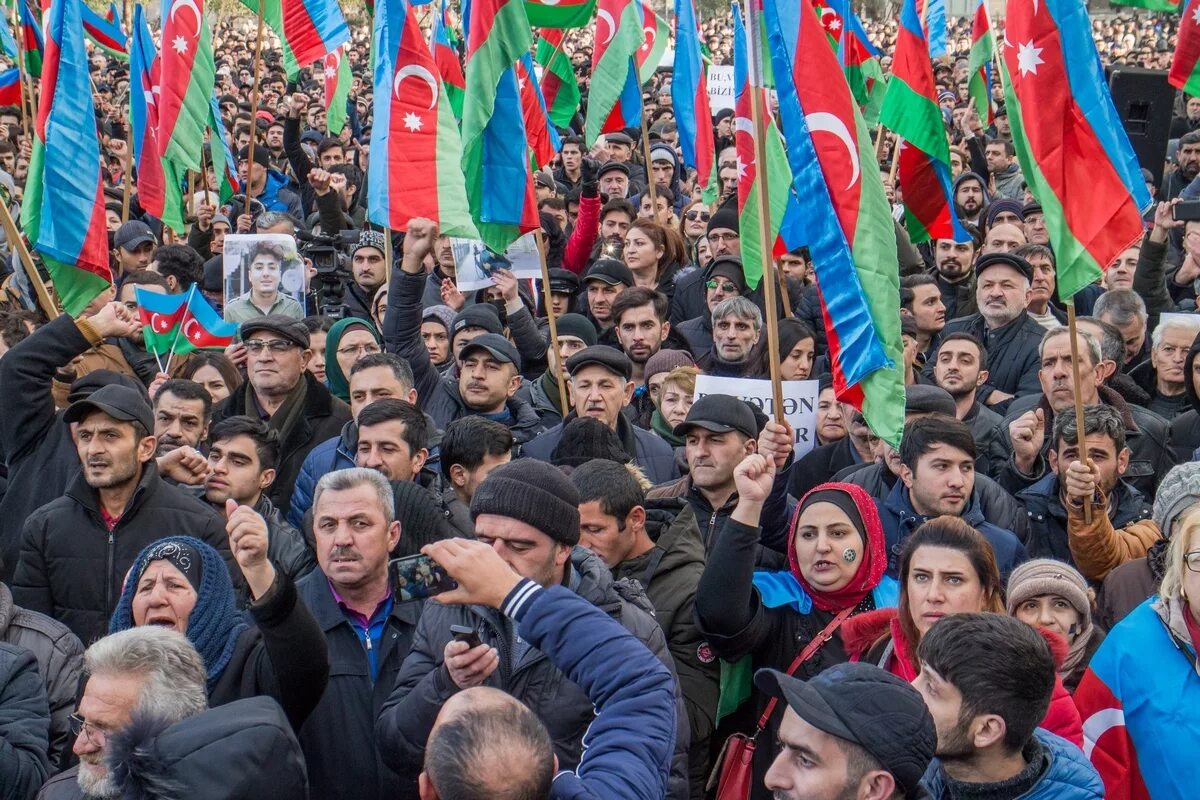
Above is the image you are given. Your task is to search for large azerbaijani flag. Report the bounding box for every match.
[584,0,644,145]
[635,3,668,83]
[323,44,351,134]
[130,3,181,231]
[460,0,539,250]
[967,0,995,124]
[879,0,967,243]
[20,0,111,315]
[516,52,562,170]
[0,69,20,106]
[672,0,715,203]
[764,0,904,448]
[1171,0,1200,96]
[80,1,128,60]
[999,0,1150,299]
[813,0,883,114]
[18,0,43,79]
[236,0,350,81]
[369,0,476,235]
[524,0,595,27]
[158,0,215,172]
[207,94,240,203]
[431,0,465,120]
[535,28,579,129]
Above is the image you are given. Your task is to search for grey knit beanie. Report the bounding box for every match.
[1152,462,1200,539]
[421,304,457,335]
[470,460,581,545]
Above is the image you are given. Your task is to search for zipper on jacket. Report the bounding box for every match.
[105,530,115,620]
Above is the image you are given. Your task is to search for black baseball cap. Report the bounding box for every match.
[114,220,156,252]
[584,258,635,288]
[240,315,310,348]
[548,268,581,296]
[460,333,522,371]
[451,305,503,337]
[64,384,154,433]
[754,663,936,799]
[974,251,1034,283]
[565,345,632,380]
[673,394,759,439]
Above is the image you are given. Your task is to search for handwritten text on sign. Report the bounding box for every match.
[694,375,820,458]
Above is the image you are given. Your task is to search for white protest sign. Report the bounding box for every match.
[707,65,734,112]
[451,232,543,292]
[694,375,820,458]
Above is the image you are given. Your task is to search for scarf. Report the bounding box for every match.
[787,483,887,613]
[324,317,382,402]
[650,409,683,447]
[249,371,309,442]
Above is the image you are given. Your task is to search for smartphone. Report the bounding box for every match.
[1173,200,1200,222]
[389,554,457,601]
[450,624,482,650]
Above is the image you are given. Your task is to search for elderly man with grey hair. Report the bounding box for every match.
[294,468,423,800]
[701,295,764,377]
[1128,315,1200,419]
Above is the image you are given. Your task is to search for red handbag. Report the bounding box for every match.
[708,607,855,800]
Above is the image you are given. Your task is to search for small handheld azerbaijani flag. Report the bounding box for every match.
[176,289,239,353]
[136,287,189,357]
[999,0,1150,299]
[763,0,904,448]
[672,0,715,203]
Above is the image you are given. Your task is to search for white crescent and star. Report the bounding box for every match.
[169,0,201,33]
[1016,41,1044,76]
[640,25,656,51]
[183,318,201,342]
[393,64,438,110]
[805,111,860,190]
[150,313,171,334]
[597,9,616,46]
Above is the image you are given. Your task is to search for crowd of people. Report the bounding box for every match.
[0,3,1195,799]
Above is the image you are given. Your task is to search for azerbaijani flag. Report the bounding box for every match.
[18,0,43,78]
[130,4,172,228]
[460,0,539,250]
[967,0,995,124]
[516,52,562,170]
[208,94,240,203]
[813,0,881,113]
[584,0,644,146]
[369,0,476,236]
[999,0,1150,299]
[236,0,350,81]
[1110,0,1178,10]
[764,0,904,448]
[672,0,715,203]
[431,0,465,120]
[20,0,111,316]
[535,28,579,129]
[0,15,19,60]
[916,0,946,57]
[1171,0,1200,96]
[323,44,351,135]
[635,4,668,83]
[158,0,215,172]
[137,286,189,356]
[176,287,239,353]
[879,0,967,244]
[0,69,20,106]
[80,0,128,60]
[525,0,595,27]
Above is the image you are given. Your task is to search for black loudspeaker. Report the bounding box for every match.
[1108,67,1175,188]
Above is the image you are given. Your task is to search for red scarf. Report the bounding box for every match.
[787,482,887,613]
[1185,602,1200,652]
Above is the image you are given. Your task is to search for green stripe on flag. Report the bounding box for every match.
[967,31,993,123]
[584,1,644,145]
[435,84,480,240]
[880,78,951,163]
[328,54,351,135]
[525,0,595,28]
[739,117,790,291]
[144,322,183,357]
[162,20,215,172]
[1109,0,1179,9]
[536,35,580,128]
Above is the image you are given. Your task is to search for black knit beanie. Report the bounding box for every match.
[551,417,632,468]
[470,460,581,545]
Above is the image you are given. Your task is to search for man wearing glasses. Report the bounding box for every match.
[677,256,747,362]
[210,316,352,511]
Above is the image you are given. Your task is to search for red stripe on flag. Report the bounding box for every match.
[385,0,442,229]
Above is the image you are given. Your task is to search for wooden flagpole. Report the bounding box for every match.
[535,229,569,416]
[744,0,783,422]
[1065,299,1092,524]
[121,125,133,223]
[243,0,266,220]
[12,13,30,142]
[638,115,660,220]
[0,200,58,319]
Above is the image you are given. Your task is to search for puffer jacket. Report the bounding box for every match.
[0,583,81,773]
[922,729,1103,800]
[375,547,692,800]
[1015,475,1152,571]
[0,643,48,800]
[1063,492,1163,582]
[286,421,356,527]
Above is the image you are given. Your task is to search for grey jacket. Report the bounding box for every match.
[0,584,81,774]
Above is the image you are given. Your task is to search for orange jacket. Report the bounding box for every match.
[1066,491,1163,582]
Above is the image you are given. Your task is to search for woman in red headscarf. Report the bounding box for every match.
[695,463,899,800]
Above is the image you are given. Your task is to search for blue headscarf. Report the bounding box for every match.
[109,536,249,687]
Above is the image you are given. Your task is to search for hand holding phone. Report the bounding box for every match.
[389,554,458,601]
[450,624,482,650]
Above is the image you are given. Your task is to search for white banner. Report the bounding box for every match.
[693,375,821,458]
[707,65,735,113]
[451,232,543,292]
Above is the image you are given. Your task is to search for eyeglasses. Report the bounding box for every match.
[708,232,740,243]
[69,714,107,746]
[243,339,297,354]
[706,279,739,293]
[685,211,711,222]
[1186,550,1200,573]
[336,342,381,358]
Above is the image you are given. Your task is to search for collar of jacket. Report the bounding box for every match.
[228,370,339,422]
[300,568,422,635]
[1035,383,1140,435]
[336,418,359,461]
[68,459,161,520]
[887,480,985,528]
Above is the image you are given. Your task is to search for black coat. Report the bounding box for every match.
[295,568,422,800]
[213,371,353,511]
[12,465,238,645]
[1016,475,1152,569]
[1167,334,1200,460]
[254,496,317,582]
[0,643,48,800]
[935,311,1045,409]
[789,437,866,500]
[520,412,680,485]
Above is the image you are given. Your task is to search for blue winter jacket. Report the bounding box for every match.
[288,422,356,528]
[878,480,1027,582]
[922,729,1103,800]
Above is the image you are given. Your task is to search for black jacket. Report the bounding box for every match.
[212,371,353,511]
[295,568,423,800]
[676,313,713,361]
[1016,475,1153,569]
[520,412,680,485]
[931,269,977,322]
[253,496,317,582]
[12,464,238,645]
[789,436,867,500]
[375,548,691,800]
[934,311,1045,410]
[965,400,1007,478]
[0,316,106,582]
[1167,333,1200,460]
[0,643,48,800]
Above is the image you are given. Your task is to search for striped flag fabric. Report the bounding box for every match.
[999,0,1150,299]
[1171,0,1200,96]
[137,287,189,356]
[635,3,668,83]
[879,0,967,243]
[672,0,715,203]
[235,0,350,81]
[20,0,111,316]
[917,0,947,57]
[0,15,18,60]
[967,0,995,124]
[764,0,905,448]
[18,0,43,78]
[516,52,562,170]
[207,94,240,203]
[460,0,539,250]
[80,1,128,60]
[535,28,580,129]
[431,0,465,120]
[813,0,885,125]
[0,69,20,106]
[584,0,644,145]
[368,0,476,235]
[130,4,171,227]
[524,0,595,28]
[323,44,351,134]
[158,0,215,172]
[1110,0,1178,10]
[176,287,239,353]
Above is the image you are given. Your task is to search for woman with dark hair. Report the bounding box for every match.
[697,476,898,799]
[840,517,1083,744]
[178,351,242,403]
[622,219,693,306]
[109,535,329,731]
[678,200,710,261]
[777,318,816,381]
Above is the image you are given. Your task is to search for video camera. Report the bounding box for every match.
[295,229,361,318]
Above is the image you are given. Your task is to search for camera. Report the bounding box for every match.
[296,229,360,318]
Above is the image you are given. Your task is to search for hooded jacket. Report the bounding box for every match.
[951,171,991,225]
[323,317,382,403]
[1015,474,1152,570]
[1168,332,1200,459]
[375,547,692,800]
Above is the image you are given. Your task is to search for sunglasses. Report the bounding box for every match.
[706,279,739,293]
[685,211,710,222]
